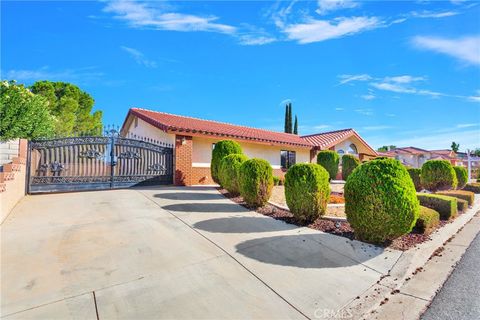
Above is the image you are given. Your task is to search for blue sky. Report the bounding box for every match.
[2,0,480,150]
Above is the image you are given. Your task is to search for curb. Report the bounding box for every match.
[342,195,480,319]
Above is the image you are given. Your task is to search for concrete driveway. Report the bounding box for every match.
[1,187,401,319]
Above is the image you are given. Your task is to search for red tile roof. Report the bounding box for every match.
[301,129,377,155]
[392,147,430,155]
[125,108,313,148]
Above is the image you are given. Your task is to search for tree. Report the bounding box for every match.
[293,115,298,135]
[473,148,480,157]
[284,102,293,133]
[451,141,460,153]
[30,81,103,136]
[377,145,396,152]
[0,81,55,140]
[284,104,289,133]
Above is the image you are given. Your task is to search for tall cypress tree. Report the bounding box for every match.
[293,115,298,135]
[284,104,289,133]
[287,103,293,133]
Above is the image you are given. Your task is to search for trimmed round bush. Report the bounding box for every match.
[285,163,330,223]
[317,150,339,180]
[211,140,242,184]
[219,154,248,195]
[239,158,274,207]
[421,160,457,192]
[342,154,360,181]
[344,158,420,244]
[407,168,422,191]
[453,166,468,189]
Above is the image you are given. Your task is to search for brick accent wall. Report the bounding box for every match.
[273,168,287,178]
[174,135,193,186]
[191,167,214,185]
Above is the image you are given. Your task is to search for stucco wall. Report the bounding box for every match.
[125,117,175,145]
[192,136,310,169]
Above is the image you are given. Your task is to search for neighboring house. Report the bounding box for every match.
[381,147,480,169]
[121,108,377,186]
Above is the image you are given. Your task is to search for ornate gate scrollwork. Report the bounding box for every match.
[27,135,173,193]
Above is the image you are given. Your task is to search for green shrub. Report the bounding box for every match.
[273,176,280,186]
[457,198,468,212]
[436,190,474,205]
[211,140,242,184]
[344,158,419,244]
[464,182,480,194]
[417,194,457,220]
[284,163,330,223]
[239,158,274,207]
[317,150,340,180]
[454,166,468,189]
[407,168,422,191]
[415,206,440,235]
[219,154,248,196]
[421,160,457,192]
[342,154,360,181]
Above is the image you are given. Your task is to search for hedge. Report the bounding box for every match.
[407,168,422,192]
[239,158,273,207]
[454,166,468,190]
[342,154,360,181]
[417,194,457,220]
[415,206,440,235]
[344,158,419,244]
[457,198,468,212]
[211,140,243,184]
[464,183,480,194]
[284,163,330,223]
[436,190,474,206]
[317,150,339,180]
[421,160,457,192]
[219,154,248,196]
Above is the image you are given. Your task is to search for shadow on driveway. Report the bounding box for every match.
[193,216,296,233]
[235,233,383,269]
[154,192,223,201]
[162,202,249,213]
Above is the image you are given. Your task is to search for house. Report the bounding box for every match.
[121,108,377,186]
[381,147,479,169]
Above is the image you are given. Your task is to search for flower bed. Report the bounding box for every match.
[219,187,463,251]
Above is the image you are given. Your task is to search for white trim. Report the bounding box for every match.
[192,162,211,168]
[271,165,282,169]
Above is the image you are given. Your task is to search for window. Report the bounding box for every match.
[134,117,138,128]
[281,150,296,169]
[212,143,216,150]
[348,143,358,154]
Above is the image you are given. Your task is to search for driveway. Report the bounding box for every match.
[1,187,401,319]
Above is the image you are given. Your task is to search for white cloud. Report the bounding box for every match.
[384,75,425,83]
[468,90,480,102]
[338,74,372,85]
[121,46,157,68]
[314,124,331,130]
[104,0,236,34]
[283,16,381,44]
[5,66,103,83]
[371,82,416,94]
[316,0,358,15]
[362,125,392,131]
[238,34,276,46]
[457,123,478,128]
[335,107,344,111]
[354,108,374,116]
[361,94,375,100]
[410,10,459,18]
[412,35,480,66]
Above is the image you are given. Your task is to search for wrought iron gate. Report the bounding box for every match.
[26,135,173,194]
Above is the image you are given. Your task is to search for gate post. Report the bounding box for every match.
[110,136,117,188]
